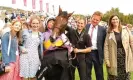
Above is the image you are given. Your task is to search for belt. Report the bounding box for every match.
[91,50,98,52]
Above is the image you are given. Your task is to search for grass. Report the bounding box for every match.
[75,64,133,80]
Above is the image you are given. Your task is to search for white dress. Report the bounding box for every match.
[20,34,41,78]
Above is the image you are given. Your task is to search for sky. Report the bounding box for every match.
[46,0,133,15]
[0,0,133,15]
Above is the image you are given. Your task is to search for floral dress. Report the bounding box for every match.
[20,30,42,78]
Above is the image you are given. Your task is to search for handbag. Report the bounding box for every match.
[0,62,5,75]
[0,34,11,75]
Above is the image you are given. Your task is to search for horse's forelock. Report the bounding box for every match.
[58,11,68,17]
[53,12,68,35]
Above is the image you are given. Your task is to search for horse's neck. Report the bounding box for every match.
[52,32,57,39]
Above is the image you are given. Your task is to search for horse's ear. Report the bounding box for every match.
[59,6,62,15]
[67,11,74,18]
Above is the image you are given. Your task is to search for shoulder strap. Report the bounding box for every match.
[7,34,11,56]
[79,30,85,40]
[72,30,85,48]
[38,32,41,40]
[74,30,85,43]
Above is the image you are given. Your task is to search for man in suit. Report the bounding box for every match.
[85,11,106,80]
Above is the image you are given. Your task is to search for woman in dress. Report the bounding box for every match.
[104,15,133,80]
[19,15,43,80]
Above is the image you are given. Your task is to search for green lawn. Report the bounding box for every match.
[75,64,133,80]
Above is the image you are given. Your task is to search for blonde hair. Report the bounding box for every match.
[29,15,41,28]
[29,15,41,24]
[92,11,103,20]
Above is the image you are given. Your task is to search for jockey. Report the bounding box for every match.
[36,10,73,80]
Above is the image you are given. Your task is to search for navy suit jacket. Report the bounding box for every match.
[85,24,106,64]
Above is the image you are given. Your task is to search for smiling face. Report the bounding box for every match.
[90,11,103,27]
[31,19,40,30]
[111,16,120,27]
[77,19,85,31]
[11,21,22,32]
[91,15,101,27]
[108,15,122,32]
[47,19,55,30]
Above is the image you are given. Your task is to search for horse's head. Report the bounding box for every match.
[53,6,73,35]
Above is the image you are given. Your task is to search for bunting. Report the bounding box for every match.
[12,0,16,4]
[40,0,43,11]
[23,0,27,6]
[46,3,49,13]
[32,0,36,9]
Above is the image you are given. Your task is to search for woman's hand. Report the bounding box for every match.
[106,60,111,68]
[21,48,27,54]
[74,48,79,53]
[5,66,11,72]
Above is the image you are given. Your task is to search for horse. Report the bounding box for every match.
[52,6,73,37]
[36,6,73,80]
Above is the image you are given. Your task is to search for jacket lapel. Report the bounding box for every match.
[85,24,91,33]
[110,32,117,44]
[121,26,127,40]
[97,26,100,43]
[109,26,127,44]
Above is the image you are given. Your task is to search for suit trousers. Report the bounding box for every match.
[86,50,104,80]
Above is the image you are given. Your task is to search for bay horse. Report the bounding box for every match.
[52,6,73,37]
[36,6,74,80]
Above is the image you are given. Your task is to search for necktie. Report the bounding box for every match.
[90,26,95,39]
